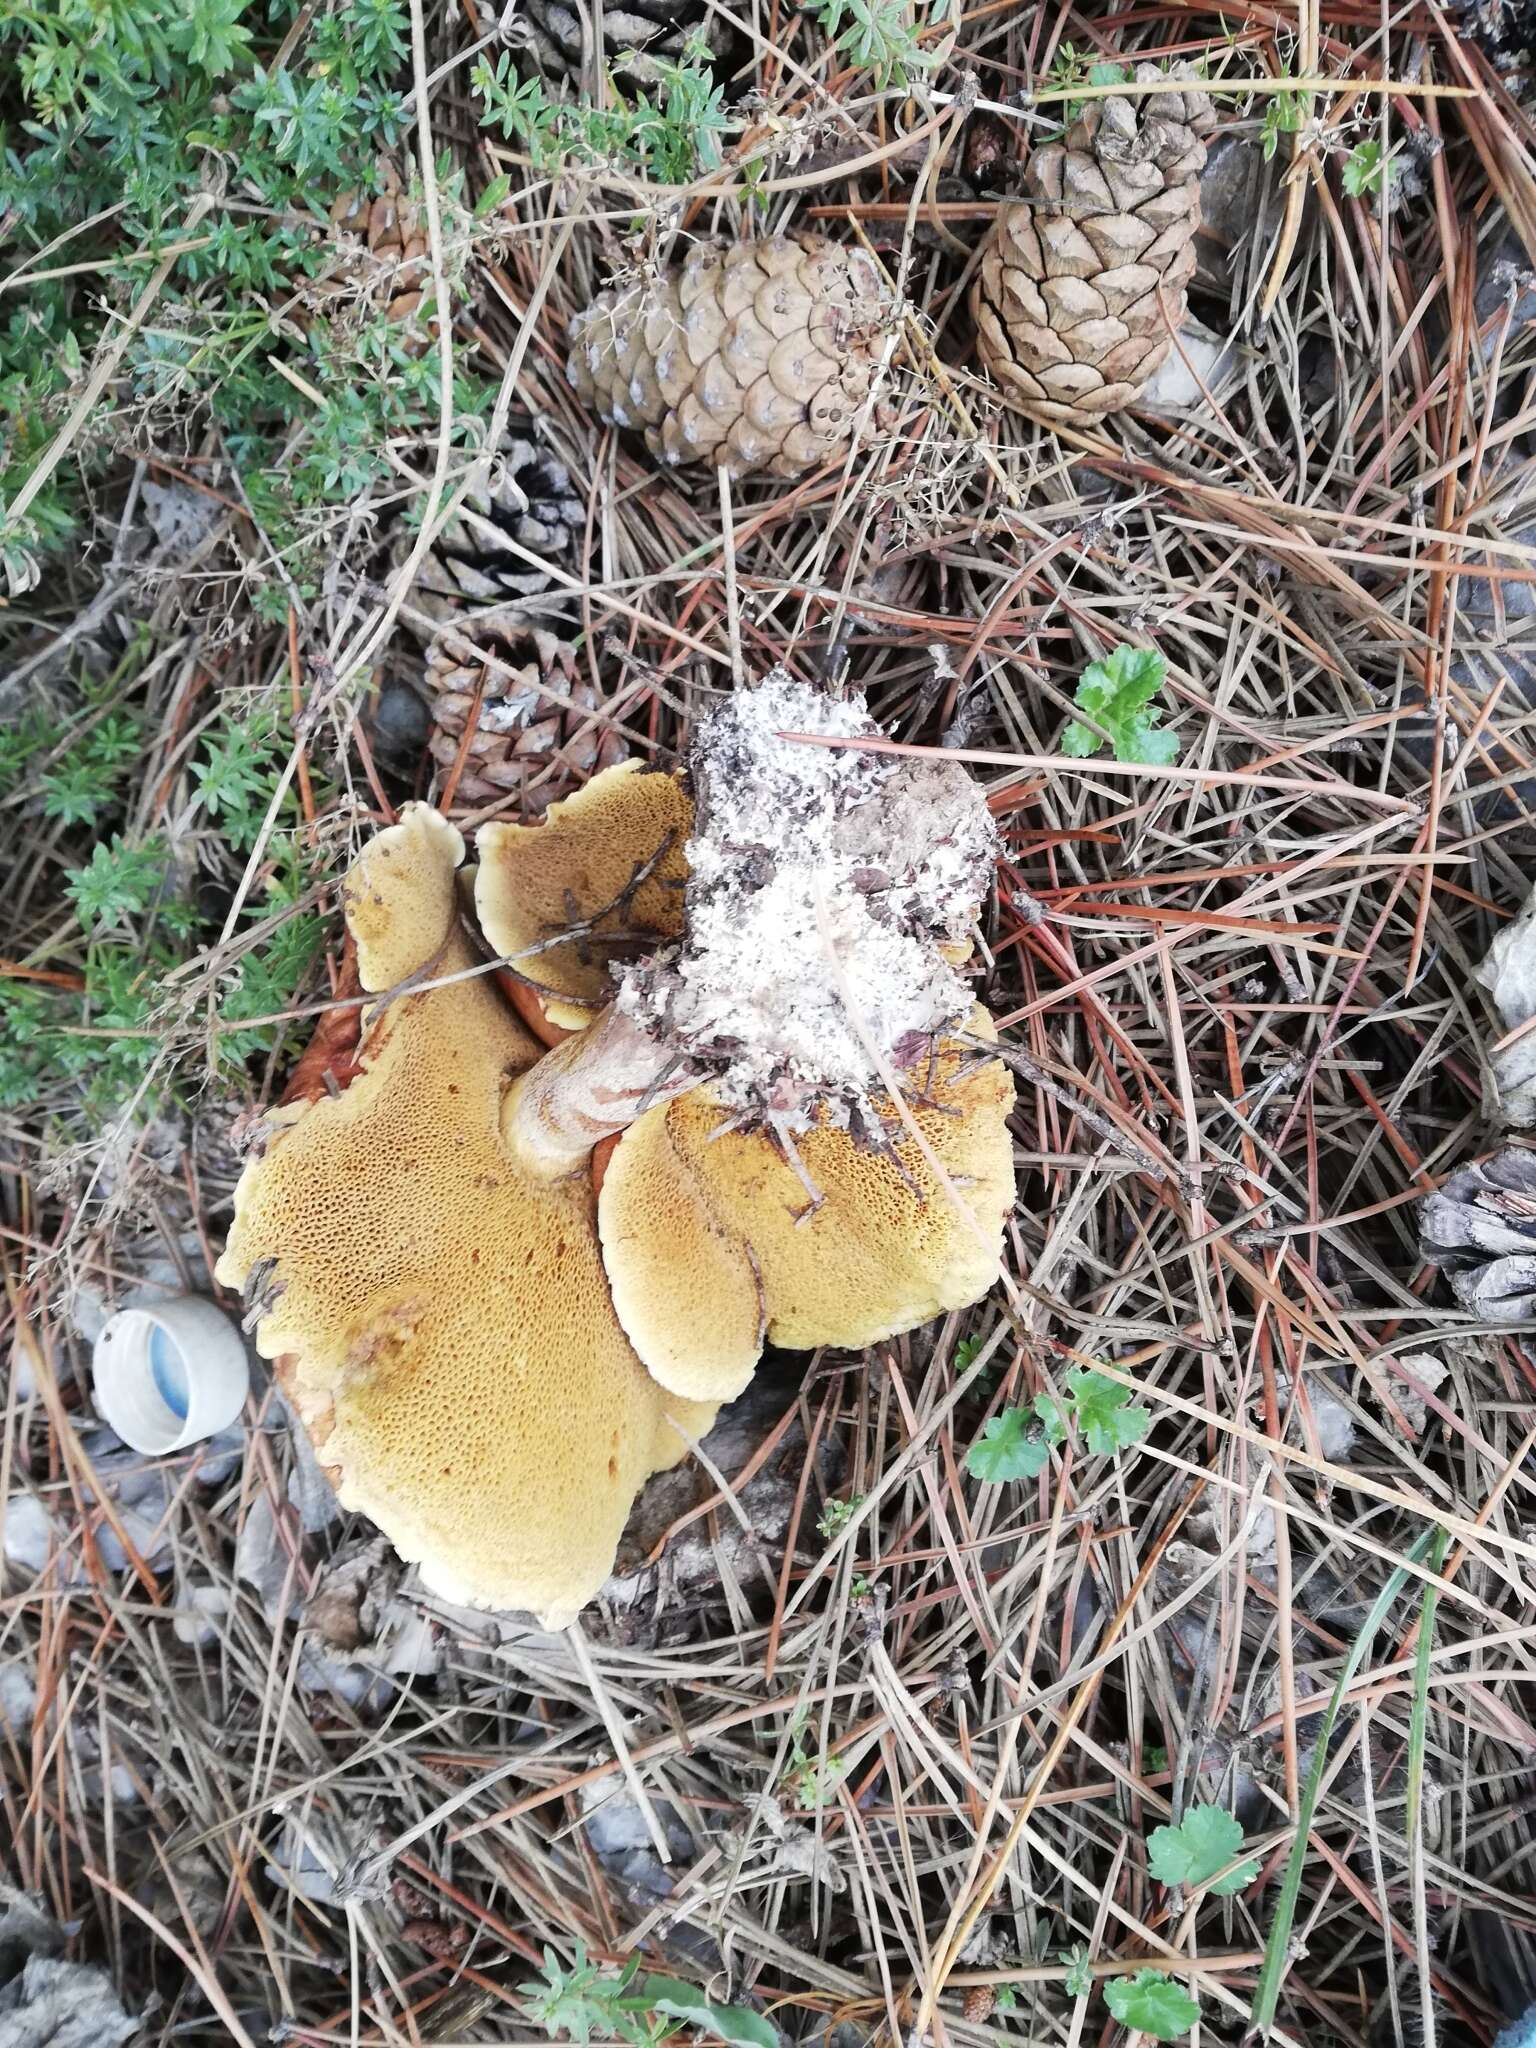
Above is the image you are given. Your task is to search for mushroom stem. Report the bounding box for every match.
[502,1002,696,1179]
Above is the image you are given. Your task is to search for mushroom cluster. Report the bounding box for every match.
[218,674,1016,1624]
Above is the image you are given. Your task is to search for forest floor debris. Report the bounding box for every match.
[5,0,1536,2043]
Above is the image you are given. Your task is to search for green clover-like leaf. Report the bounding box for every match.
[966,1407,1051,1483]
[1061,645,1177,765]
[1103,1970,1200,2040]
[1147,1803,1260,1896]
[1062,1369,1151,1458]
[1341,139,1384,197]
[1061,1944,1094,1999]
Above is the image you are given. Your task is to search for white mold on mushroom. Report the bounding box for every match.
[619,671,998,1127]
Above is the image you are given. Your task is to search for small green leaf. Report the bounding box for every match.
[1031,1392,1068,1445]
[1103,1970,1200,2041]
[1061,1369,1151,1457]
[641,1980,778,2048]
[1060,645,1176,765]
[65,836,168,931]
[1260,91,1307,162]
[813,0,935,89]
[1118,715,1179,767]
[817,1493,862,1540]
[954,1334,985,1372]
[1061,1945,1093,1999]
[1032,1370,1148,1459]
[966,1407,1051,1482]
[1341,138,1384,197]
[474,171,512,215]
[1147,1803,1260,1895]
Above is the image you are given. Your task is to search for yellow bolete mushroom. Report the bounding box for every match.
[215,803,714,1626]
[596,1012,1016,1403]
[475,760,692,1045]
[473,672,1019,1404]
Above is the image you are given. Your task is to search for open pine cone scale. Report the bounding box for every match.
[974,65,1216,424]
[426,427,584,610]
[427,618,626,813]
[330,162,433,347]
[568,234,894,479]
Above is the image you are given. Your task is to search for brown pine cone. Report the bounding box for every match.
[972,64,1216,424]
[426,617,626,812]
[474,0,729,80]
[331,160,432,347]
[420,421,584,613]
[567,234,895,479]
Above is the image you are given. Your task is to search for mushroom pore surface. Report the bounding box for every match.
[597,1009,1016,1401]
[476,761,692,1035]
[215,803,714,1624]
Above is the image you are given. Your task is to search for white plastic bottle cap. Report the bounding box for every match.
[92,1295,250,1455]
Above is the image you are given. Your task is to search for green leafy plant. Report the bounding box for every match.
[1061,645,1177,765]
[222,913,327,1064]
[966,1406,1052,1483]
[65,838,171,934]
[473,48,731,182]
[1103,1971,1200,2041]
[1147,1804,1260,1896]
[1,0,498,604]
[0,1,511,1128]
[1061,1946,1093,1999]
[1039,1368,1151,1458]
[954,1334,985,1373]
[1341,138,1386,197]
[785,1712,847,1810]
[967,1368,1150,1481]
[0,666,325,1122]
[40,714,145,825]
[954,1331,1010,1395]
[521,1942,777,2048]
[817,1494,864,1541]
[1260,89,1308,161]
[473,62,566,166]
[813,0,937,90]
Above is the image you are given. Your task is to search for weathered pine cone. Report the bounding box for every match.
[1420,1147,1536,1320]
[421,422,584,612]
[475,0,729,79]
[972,64,1216,424]
[567,234,894,479]
[427,617,625,812]
[331,161,431,347]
